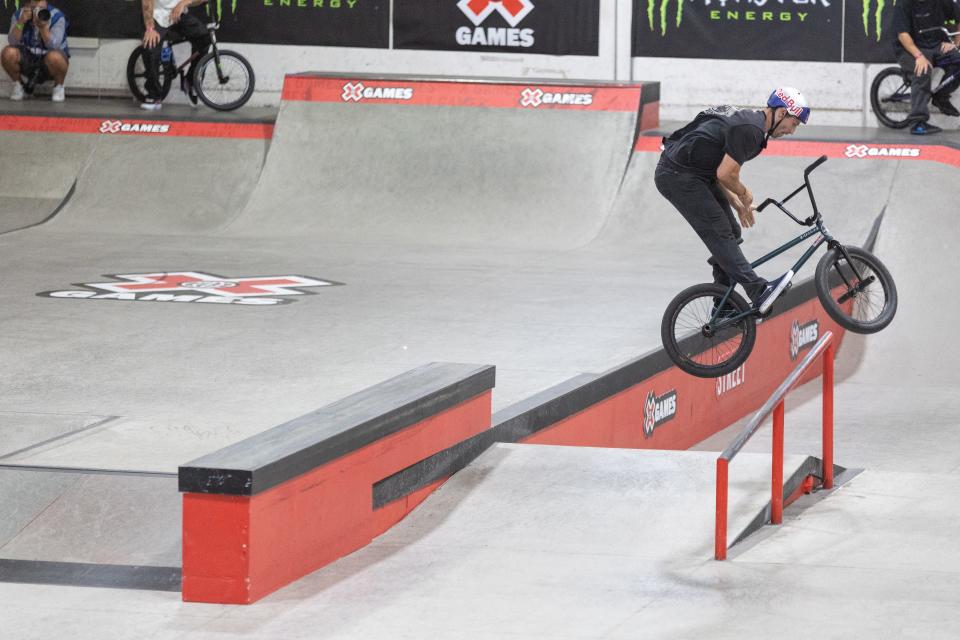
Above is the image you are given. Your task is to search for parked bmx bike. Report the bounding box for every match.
[661,156,898,379]
[871,26,960,129]
[126,1,254,111]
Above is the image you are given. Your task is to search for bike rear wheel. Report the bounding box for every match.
[661,283,757,378]
[192,50,255,111]
[126,45,174,103]
[815,246,897,334]
[870,66,913,129]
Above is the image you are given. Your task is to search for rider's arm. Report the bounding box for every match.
[716,156,749,205]
[8,11,23,46]
[142,0,155,30]
[898,32,925,59]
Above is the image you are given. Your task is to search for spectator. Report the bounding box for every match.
[2,0,69,102]
[893,0,960,135]
[140,0,211,110]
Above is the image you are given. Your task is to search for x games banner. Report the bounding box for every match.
[633,0,843,62]
[394,0,600,56]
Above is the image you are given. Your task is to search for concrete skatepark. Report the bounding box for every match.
[1,74,959,637]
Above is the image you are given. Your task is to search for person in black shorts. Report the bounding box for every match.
[3,0,69,102]
[654,87,811,315]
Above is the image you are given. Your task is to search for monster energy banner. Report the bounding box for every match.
[633,0,843,61]
[845,0,899,62]
[0,0,388,48]
[393,0,600,56]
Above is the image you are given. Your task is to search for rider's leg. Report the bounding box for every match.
[898,47,937,123]
[141,25,169,102]
[932,51,960,107]
[173,12,212,84]
[706,180,742,288]
[655,162,767,302]
[1,46,21,81]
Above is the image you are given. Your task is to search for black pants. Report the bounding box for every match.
[897,46,960,123]
[142,12,211,100]
[655,158,767,301]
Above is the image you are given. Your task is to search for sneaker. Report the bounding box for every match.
[911,122,942,135]
[140,100,162,111]
[181,76,199,106]
[51,84,65,102]
[10,82,24,101]
[753,271,794,315]
[933,95,960,117]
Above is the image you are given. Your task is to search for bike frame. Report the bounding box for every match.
[708,155,861,330]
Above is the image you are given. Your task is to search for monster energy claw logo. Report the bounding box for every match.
[649,0,683,36]
[862,0,896,42]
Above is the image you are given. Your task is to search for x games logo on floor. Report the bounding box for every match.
[643,389,677,438]
[38,272,341,306]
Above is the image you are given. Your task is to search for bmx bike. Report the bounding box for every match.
[661,155,898,378]
[871,26,960,129]
[126,1,254,111]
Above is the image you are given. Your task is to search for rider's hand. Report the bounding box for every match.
[941,42,958,54]
[915,54,932,76]
[143,26,160,48]
[171,1,187,23]
[739,186,754,210]
[737,206,756,229]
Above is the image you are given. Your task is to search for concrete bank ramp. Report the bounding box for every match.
[226,74,655,250]
[46,127,269,235]
[0,130,94,233]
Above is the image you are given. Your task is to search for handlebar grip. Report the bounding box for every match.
[756,198,775,212]
[804,155,827,176]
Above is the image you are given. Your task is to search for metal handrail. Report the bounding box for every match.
[715,331,836,560]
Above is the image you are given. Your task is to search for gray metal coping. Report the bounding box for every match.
[178,363,495,496]
[371,212,884,509]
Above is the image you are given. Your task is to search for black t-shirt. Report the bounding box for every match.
[892,0,960,51]
[661,106,766,178]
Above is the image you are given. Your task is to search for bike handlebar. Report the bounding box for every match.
[919,26,960,39]
[755,155,827,225]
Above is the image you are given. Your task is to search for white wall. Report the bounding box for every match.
[5,0,907,126]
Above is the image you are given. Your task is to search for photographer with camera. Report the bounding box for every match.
[2,0,69,102]
[140,0,211,110]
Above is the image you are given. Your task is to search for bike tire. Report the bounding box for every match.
[814,246,897,334]
[870,66,913,129]
[192,50,255,111]
[661,283,757,378]
[126,45,174,103]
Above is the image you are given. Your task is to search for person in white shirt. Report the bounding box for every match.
[140,0,211,110]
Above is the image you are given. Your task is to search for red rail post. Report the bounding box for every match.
[715,458,729,560]
[771,401,785,525]
[822,343,835,489]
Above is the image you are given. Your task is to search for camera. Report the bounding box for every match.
[36,8,51,22]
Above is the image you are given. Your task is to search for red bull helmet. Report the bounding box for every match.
[767,87,810,124]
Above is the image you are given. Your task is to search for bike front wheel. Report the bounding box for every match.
[192,50,255,111]
[126,45,174,103]
[870,66,913,129]
[815,246,897,334]
[661,283,757,378]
